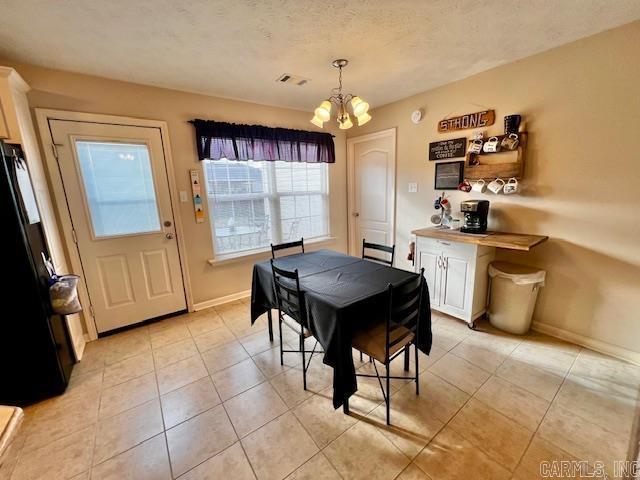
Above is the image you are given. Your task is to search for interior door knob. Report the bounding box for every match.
[165,232,175,240]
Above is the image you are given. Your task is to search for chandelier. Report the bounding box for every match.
[310,59,371,130]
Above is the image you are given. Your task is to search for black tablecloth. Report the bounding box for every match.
[250,249,432,408]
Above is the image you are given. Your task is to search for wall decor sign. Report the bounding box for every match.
[429,137,467,161]
[190,169,205,223]
[438,110,495,133]
[434,161,465,190]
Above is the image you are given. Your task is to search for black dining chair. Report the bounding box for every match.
[270,259,321,390]
[271,238,305,259]
[359,240,397,362]
[351,269,425,425]
[362,240,395,267]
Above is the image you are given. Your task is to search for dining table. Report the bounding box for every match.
[250,249,432,409]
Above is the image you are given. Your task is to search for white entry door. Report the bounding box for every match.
[49,119,186,333]
[347,129,396,257]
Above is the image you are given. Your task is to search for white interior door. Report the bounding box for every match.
[347,129,396,257]
[49,120,186,333]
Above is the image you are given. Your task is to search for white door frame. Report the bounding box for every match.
[35,109,193,340]
[346,128,397,256]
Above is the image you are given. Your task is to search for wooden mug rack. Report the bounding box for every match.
[464,132,527,180]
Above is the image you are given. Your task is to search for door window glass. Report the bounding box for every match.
[75,141,161,237]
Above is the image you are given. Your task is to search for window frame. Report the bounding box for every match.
[203,159,331,259]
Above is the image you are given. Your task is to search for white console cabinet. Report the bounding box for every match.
[416,236,494,326]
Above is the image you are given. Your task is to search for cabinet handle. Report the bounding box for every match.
[437,256,442,269]
[437,241,451,246]
[443,257,448,270]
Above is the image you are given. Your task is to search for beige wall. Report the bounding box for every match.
[349,21,640,357]
[2,21,639,357]
[0,59,348,316]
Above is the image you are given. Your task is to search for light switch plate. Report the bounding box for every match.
[408,182,418,193]
[179,190,189,202]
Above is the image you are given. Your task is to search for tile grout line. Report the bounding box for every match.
[21,306,623,480]
[11,373,106,468]
[248,332,342,477]
[149,337,175,480]
[85,357,172,474]
[508,346,584,477]
[88,363,108,477]
[441,328,558,473]
[4,307,254,480]
[408,326,521,476]
[407,368,496,477]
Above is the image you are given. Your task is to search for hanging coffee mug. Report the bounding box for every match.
[458,179,472,192]
[503,177,519,194]
[471,179,486,193]
[483,136,500,153]
[504,114,522,134]
[501,133,519,151]
[488,178,505,194]
[467,138,483,154]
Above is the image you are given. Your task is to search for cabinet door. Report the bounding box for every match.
[440,254,470,317]
[418,250,441,307]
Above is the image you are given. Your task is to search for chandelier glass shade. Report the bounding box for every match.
[310,59,371,130]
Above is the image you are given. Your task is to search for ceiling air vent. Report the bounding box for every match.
[276,73,309,86]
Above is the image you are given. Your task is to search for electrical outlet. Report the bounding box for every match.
[408,182,418,193]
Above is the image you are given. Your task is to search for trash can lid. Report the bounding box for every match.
[488,261,546,285]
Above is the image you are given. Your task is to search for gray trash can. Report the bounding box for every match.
[488,261,546,335]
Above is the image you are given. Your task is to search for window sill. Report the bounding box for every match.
[207,236,338,266]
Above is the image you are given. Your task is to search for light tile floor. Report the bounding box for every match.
[1,299,639,480]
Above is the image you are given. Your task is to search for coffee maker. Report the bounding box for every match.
[460,200,490,234]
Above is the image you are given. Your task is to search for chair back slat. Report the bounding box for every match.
[384,268,425,361]
[391,293,420,321]
[271,260,305,325]
[271,238,305,259]
[391,303,420,329]
[362,240,395,267]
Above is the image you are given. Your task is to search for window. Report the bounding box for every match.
[203,159,329,256]
[75,141,161,237]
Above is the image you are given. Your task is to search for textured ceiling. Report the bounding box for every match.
[1,0,639,111]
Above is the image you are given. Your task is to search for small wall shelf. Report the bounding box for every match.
[465,132,527,180]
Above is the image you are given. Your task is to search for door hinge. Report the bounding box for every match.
[89,304,95,318]
[71,229,78,244]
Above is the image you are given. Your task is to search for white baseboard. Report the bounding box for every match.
[532,321,640,366]
[193,290,251,311]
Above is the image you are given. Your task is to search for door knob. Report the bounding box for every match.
[165,232,175,240]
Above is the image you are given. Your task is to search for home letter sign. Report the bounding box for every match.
[438,110,495,133]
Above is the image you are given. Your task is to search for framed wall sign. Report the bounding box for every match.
[429,137,467,161]
[434,161,464,190]
[438,110,495,133]
[190,169,205,223]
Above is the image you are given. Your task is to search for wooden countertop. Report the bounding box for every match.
[412,227,548,251]
[0,406,23,464]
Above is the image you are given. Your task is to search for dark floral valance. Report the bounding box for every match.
[190,119,335,164]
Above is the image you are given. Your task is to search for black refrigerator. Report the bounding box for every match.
[0,140,75,406]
